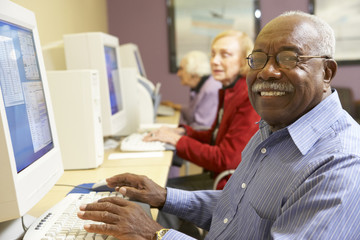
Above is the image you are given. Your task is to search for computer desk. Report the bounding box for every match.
[28,110,180,219]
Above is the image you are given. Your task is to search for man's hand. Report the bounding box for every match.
[106,173,167,208]
[77,197,162,240]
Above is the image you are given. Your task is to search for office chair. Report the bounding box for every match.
[336,87,360,123]
[213,169,235,190]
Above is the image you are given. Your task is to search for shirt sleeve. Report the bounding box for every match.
[177,105,259,173]
[162,229,197,240]
[161,187,222,230]
[191,90,219,129]
[176,79,260,175]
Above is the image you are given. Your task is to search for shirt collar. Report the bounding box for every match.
[222,75,242,90]
[191,75,209,93]
[260,89,344,155]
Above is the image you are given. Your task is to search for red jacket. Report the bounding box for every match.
[176,76,260,189]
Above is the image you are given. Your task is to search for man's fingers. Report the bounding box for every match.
[84,224,144,240]
[79,197,140,217]
[78,209,120,224]
[106,173,145,188]
[97,196,129,206]
[116,187,150,204]
[119,186,144,200]
[83,222,122,237]
[79,199,128,216]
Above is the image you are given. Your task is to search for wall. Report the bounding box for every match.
[11,0,108,45]
[106,0,187,105]
[107,0,360,102]
[10,0,359,101]
[11,0,109,69]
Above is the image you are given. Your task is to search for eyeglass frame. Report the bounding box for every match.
[246,51,330,70]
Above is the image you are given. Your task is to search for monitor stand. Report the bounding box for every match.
[0,215,36,240]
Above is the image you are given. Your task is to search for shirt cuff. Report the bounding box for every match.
[162,187,193,215]
[162,229,197,240]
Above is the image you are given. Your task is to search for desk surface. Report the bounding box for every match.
[156,110,180,125]
[28,111,180,218]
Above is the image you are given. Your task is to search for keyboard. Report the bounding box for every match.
[23,192,123,240]
[120,133,175,152]
[157,105,175,116]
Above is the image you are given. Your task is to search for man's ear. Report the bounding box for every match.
[324,59,337,84]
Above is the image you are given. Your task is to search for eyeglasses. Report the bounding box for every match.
[246,51,330,70]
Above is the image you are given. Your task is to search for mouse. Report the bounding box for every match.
[91,179,115,192]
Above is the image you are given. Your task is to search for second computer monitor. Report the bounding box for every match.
[63,32,126,137]
[119,43,147,78]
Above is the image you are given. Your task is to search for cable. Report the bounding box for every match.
[21,216,28,231]
[54,184,94,191]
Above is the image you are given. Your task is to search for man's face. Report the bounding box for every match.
[246,17,331,131]
[210,36,242,87]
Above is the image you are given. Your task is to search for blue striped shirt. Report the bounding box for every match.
[161,90,360,239]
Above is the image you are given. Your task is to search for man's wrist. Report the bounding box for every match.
[157,187,167,209]
[154,228,170,240]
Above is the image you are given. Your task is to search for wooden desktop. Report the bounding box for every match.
[28,110,180,219]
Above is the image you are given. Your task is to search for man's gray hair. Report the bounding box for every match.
[183,50,211,77]
[279,11,336,58]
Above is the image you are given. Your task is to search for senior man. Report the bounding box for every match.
[78,11,360,240]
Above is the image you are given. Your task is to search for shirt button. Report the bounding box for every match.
[223,218,228,224]
[261,148,267,154]
[241,183,246,189]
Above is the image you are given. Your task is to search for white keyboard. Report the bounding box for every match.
[23,192,122,240]
[157,105,175,116]
[120,133,174,152]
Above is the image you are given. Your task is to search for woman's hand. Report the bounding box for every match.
[143,127,185,145]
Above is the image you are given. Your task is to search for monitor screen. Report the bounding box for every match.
[104,45,123,115]
[0,2,63,233]
[0,20,53,173]
[119,43,147,79]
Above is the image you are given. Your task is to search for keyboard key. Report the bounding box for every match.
[120,133,166,151]
[23,192,124,240]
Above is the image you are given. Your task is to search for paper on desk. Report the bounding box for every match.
[108,151,164,160]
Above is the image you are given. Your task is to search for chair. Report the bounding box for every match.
[336,87,360,123]
[213,169,235,190]
[337,87,355,116]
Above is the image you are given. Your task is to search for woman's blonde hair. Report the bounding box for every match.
[211,30,254,76]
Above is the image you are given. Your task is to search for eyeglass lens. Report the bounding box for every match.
[248,51,299,69]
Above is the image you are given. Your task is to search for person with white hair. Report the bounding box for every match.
[164,51,222,180]
[167,50,222,129]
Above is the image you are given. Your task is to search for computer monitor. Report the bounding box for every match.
[0,1,63,238]
[63,32,127,137]
[119,43,147,78]
[119,43,163,124]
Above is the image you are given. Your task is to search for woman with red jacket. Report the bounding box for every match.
[145,30,260,238]
[145,30,260,190]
